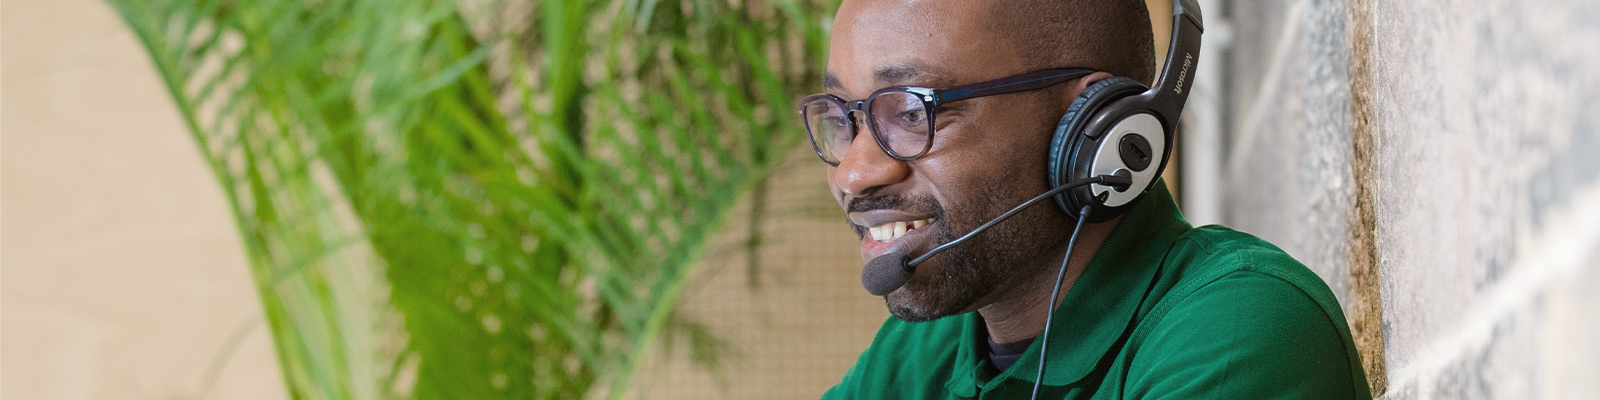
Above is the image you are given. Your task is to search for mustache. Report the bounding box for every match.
[845,195,945,238]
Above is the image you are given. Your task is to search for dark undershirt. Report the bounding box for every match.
[985,333,1036,372]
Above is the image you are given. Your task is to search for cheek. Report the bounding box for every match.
[927,120,1053,182]
[914,102,1061,211]
[995,105,1061,154]
[939,103,1056,161]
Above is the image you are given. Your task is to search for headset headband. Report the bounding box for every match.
[1142,0,1204,124]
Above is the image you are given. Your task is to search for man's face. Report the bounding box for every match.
[826,0,1076,321]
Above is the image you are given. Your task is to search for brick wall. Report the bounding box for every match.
[1213,0,1600,397]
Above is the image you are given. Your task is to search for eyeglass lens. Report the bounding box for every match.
[804,99,853,163]
[803,91,932,164]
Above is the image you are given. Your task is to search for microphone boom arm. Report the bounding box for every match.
[905,173,1131,267]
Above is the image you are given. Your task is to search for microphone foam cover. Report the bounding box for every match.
[861,253,913,296]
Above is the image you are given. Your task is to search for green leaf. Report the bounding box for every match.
[107,0,839,398]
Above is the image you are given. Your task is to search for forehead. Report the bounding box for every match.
[827,0,1024,97]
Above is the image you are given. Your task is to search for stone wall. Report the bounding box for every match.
[1213,0,1600,398]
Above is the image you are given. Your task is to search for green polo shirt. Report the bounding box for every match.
[822,184,1371,399]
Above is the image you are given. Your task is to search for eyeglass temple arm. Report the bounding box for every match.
[934,68,1095,103]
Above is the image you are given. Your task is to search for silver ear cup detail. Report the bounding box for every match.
[1049,77,1147,218]
[1088,113,1165,208]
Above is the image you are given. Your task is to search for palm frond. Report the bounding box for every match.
[107,0,837,398]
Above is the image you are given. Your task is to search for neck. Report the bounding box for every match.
[977,216,1120,345]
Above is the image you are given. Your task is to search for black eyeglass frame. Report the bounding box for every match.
[798,68,1096,166]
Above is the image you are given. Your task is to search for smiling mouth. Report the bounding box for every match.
[865,218,935,243]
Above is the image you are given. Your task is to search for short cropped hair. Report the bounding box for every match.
[991,0,1157,85]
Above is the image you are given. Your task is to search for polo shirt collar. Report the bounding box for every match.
[945,183,1191,394]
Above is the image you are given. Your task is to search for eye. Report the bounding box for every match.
[823,115,851,129]
[898,109,927,125]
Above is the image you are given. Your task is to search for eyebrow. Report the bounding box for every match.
[821,63,947,94]
[874,63,931,86]
[823,72,843,91]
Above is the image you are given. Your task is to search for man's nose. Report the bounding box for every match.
[830,125,911,197]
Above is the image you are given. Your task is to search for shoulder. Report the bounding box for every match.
[1163,225,1346,313]
[1152,225,1352,340]
[1120,225,1371,399]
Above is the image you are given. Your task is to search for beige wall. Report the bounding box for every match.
[1,0,285,398]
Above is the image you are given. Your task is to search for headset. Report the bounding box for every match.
[855,1,1203,398]
[1049,0,1204,222]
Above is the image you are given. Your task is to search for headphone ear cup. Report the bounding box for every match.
[1047,77,1148,218]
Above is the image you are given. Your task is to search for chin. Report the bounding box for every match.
[887,299,956,322]
[883,272,986,322]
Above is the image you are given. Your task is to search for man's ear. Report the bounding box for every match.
[1060,71,1116,106]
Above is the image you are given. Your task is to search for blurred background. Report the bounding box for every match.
[3,0,1597,399]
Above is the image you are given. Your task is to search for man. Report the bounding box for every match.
[803,0,1373,398]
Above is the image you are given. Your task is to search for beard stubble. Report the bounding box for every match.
[871,177,1069,322]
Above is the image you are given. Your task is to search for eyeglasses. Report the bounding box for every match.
[798,68,1094,166]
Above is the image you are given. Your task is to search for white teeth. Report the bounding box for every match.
[875,226,892,242]
[867,218,933,243]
